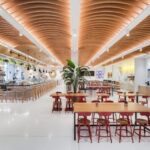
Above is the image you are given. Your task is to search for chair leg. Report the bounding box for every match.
[88,125,92,143]
[119,126,122,143]
[139,125,141,143]
[108,125,112,143]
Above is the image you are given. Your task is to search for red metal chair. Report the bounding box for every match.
[103,100,116,123]
[139,96,149,107]
[96,112,112,143]
[128,96,135,102]
[133,112,150,142]
[77,112,92,143]
[77,96,86,102]
[115,112,134,143]
[127,92,135,102]
[101,96,109,102]
[91,100,100,125]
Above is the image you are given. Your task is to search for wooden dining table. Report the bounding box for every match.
[118,93,148,103]
[73,102,150,140]
[50,92,88,97]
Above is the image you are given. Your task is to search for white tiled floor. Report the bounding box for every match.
[0,85,150,150]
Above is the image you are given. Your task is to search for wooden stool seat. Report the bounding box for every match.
[116,118,128,125]
[136,119,148,125]
[78,118,90,125]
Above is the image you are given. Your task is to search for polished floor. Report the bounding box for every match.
[0,85,150,150]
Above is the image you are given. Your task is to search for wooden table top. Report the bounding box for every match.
[97,93,109,97]
[118,93,147,97]
[51,93,88,97]
[86,85,112,88]
[73,102,150,113]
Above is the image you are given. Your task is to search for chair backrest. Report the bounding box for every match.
[103,100,114,103]
[142,96,149,99]
[78,96,86,102]
[98,112,112,120]
[128,91,134,94]
[140,112,150,124]
[120,112,133,117]
[118,99,126,103]
[92,100,100,103]
[56,91,62,94]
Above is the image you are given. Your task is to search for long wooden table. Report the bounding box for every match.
[73,102,150,140]
[118,93,148,103]
[50,93,88,97]
[80,85,114,95]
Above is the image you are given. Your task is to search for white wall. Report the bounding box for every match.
[134,57,146,91]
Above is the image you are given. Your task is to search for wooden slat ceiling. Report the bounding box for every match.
[93,14,150,66]
[79,0,150,65]
[0,0,71,65]
[0,16,52,64]
[103,45,150,66]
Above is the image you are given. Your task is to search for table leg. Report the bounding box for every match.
[135,112,137,125]
[136,94,138,103]
[74,112,76,140]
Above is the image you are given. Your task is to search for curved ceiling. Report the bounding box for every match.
[0,0,150,67]
[0,0,71,65]
[79,0,150,65]
[93,14,150,66]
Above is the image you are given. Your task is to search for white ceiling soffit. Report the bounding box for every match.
[86,4,150,66]
[0,6,62,66]
[70,0,80,64]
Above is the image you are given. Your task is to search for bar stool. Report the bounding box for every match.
[77,112,92,143]
[52,92,62,112]
[103,100,116,123]
[96,112,112,143]
[133,112,150,142]
[127,92,135,102]
[65,96,73,111]
[101,96,109,102]
[139,96,149,107]
[115,112,134,143]
[91,100,100,125]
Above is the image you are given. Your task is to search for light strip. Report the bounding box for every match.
[70,0,80,64]
[0,41,45,65]
[95,40,150,67]
[0,6,62,66]
[86,4,150,65]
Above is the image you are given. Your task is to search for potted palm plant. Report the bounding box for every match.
[62,59,90,93]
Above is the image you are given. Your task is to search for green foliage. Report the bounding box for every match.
[62,59,90,93]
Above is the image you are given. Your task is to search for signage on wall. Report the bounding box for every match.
[96,70,105,79]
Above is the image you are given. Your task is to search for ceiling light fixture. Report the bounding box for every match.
[126,32,130,37]
[139,48,143,52]
[0,6,62,66]
[86,5,150,66]
[19,32,23,36]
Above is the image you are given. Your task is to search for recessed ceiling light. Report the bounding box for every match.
[73,33,77,37]
[139,48,143,52]
[126,32,130,37]
[19,32,23,36]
